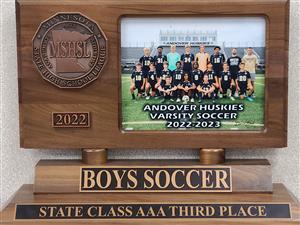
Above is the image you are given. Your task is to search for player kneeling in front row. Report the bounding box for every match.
[145,63,160,100]
[190,62,204,103]
[158,76,177,103]
[219,63,235,101]
[197,74,216,103]
[178,73,196,103]
[130,62,146,100]
[236,63,254,101]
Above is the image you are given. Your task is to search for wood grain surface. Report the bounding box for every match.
[16,0,289,149]
[34,159,273,193]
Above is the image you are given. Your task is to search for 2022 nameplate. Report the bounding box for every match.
[15,203,291,220]
[80,166,232,192]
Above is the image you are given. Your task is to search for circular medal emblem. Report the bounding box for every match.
[33,13,107,88]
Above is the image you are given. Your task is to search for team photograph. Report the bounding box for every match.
[121,17,266,131]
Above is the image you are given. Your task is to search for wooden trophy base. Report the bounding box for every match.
[0,183,299,224]
[34,159,273,193]
[1,149,299,224]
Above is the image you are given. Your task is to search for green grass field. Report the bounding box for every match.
[121,74,265,131]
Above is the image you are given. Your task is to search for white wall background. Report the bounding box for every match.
[1,0,299,210]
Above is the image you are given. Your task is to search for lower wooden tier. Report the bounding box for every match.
[0,183,299,225]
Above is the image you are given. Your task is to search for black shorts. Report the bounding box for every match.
[214,69,222,78]
[231,72,238,80]
[221,82,231,91]
[201,92,214,99]
[238,84,247,95]
[156,69,163,77]
[135,82,143,94]
[149,81,156,89]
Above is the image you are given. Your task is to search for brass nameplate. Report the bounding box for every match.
[80,166,232,192]
[52,112,90,128]
[15,203,291,220]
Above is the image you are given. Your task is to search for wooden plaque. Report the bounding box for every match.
[16,0,289,149]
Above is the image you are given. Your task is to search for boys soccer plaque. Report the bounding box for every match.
[1,0,299,225]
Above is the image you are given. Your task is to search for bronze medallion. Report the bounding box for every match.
[33,13,107,88]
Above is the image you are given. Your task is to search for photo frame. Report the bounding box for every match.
[16,0,289,149]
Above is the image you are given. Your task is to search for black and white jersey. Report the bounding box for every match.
[147,70,157,83]
[131,70,145,84]
[205,70,217,85]
[191,69,203,85]
[201,83,213,92]
[181,53,195,72]
[210,53,226,73]
[180,80,193,88]
[227,56,242,77]
[153,54,167,72]
[172,69,184,85]
[237,71,251,87]
[139,55,154,72]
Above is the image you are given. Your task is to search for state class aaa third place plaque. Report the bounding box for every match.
[0,0,298,225]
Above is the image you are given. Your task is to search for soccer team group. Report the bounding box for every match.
[129,44,259,103]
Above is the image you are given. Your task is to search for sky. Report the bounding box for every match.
[121,17,266,47]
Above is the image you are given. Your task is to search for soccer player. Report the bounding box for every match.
[227,48,242,97]
[153,46,167,76]
[167,44,181,72]
[160,61,172,88]
[145,63,160,99]
[190,62,204,102]
[172,61,184,102]
[195,44,210,73]
[197,74,216,102]
[130,63,146,100]
[242,47,259,98]
[178,73,196,103]
[210,46,226,78]
[219,63,235,100]
[139,47,154,74]
[205,63,219,96]
[181,44,195,73]
[158,76,177,103]
[236,63,254,101]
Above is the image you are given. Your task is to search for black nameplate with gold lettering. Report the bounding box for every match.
[15,203,291,220]
[80,166,232,192]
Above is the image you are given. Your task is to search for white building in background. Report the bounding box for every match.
[159,30,218,46]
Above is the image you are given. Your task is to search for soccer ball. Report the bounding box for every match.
[182,95,190,104]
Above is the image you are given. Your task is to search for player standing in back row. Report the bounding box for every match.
[210,46,226,78]
[139,48,154,75]
[153,46,167,77]
[242,47,259,98]
[195,44,210,73]
[181,44,194,74]
[227,48,242,97]
[167,45,181,72]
